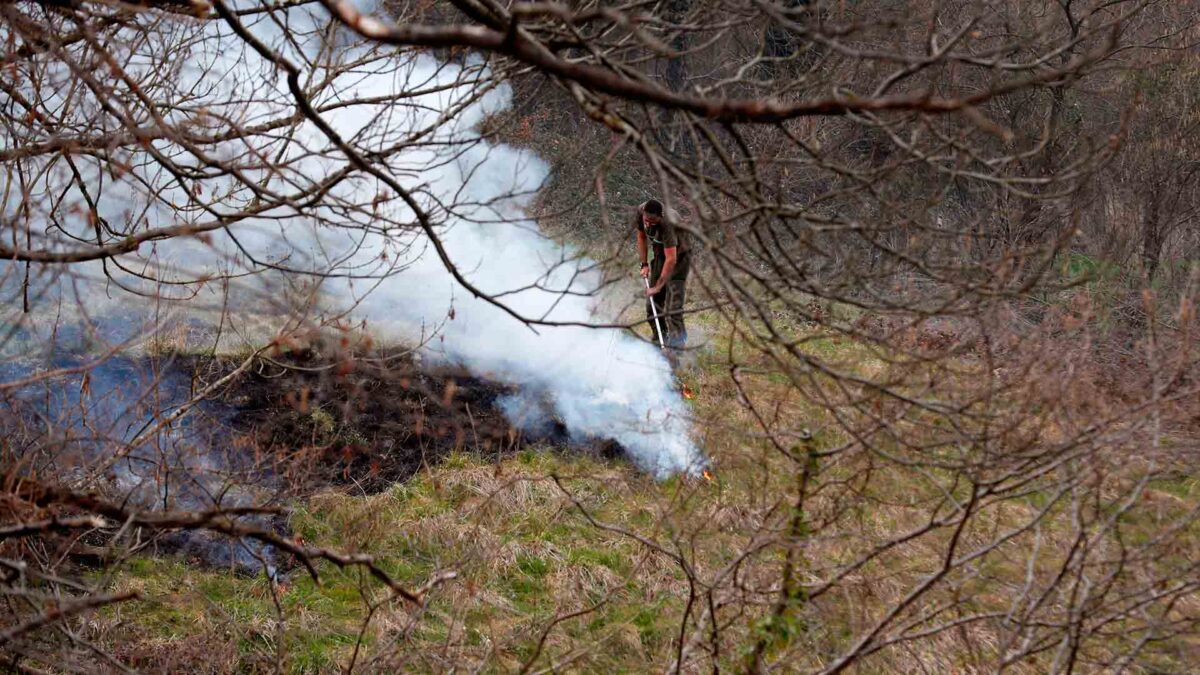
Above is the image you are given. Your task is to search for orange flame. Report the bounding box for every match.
[682,384,695,400]
[702,468,714,482]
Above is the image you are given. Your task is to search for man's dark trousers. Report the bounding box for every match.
[647,257,688,352]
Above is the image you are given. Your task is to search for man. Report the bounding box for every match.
[635,198,690,355]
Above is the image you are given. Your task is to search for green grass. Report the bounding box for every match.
[92,444,706,669]
[94,558,369,671]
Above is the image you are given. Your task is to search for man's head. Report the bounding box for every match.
[643,199,664,227]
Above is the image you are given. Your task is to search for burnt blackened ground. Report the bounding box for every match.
[1,340,619,578]
[228,350,516,494]
[1,347,283,576]
[223,344,620,496]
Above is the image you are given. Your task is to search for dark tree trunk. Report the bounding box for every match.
[1142,192,1163,285]
[759,0,813,80]
[658,0,696,163]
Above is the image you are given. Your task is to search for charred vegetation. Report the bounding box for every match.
[228,342,622,496]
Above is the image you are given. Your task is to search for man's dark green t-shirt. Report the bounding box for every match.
[635,201,691,282]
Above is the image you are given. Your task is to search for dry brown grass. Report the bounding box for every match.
[65,305,1200,673]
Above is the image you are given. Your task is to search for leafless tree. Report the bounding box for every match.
[3,0,1199,671]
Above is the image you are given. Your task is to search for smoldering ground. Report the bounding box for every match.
[1,319,631,574]
[1,0,703,481]
[0,0,705,579]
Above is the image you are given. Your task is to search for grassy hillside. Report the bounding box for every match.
[74,305,1200,672]
[80,312,838,671]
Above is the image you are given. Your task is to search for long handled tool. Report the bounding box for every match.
[644,276,666,350]
[645,276,696,400]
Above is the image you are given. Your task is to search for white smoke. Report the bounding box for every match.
[1,2,704,478]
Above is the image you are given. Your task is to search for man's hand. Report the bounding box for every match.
[645,283,661,297]
[640,264,650,279]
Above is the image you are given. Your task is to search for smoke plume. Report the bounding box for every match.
[2,1,704,478]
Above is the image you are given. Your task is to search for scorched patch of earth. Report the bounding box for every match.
[226,343,619,495]
[1,336,620,578]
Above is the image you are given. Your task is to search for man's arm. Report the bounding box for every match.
[636,209,649,278]
[650,246,677,294]
[648,213,679,292]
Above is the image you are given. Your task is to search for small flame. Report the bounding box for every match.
[682,384,695,400]
[702,468,714,482]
